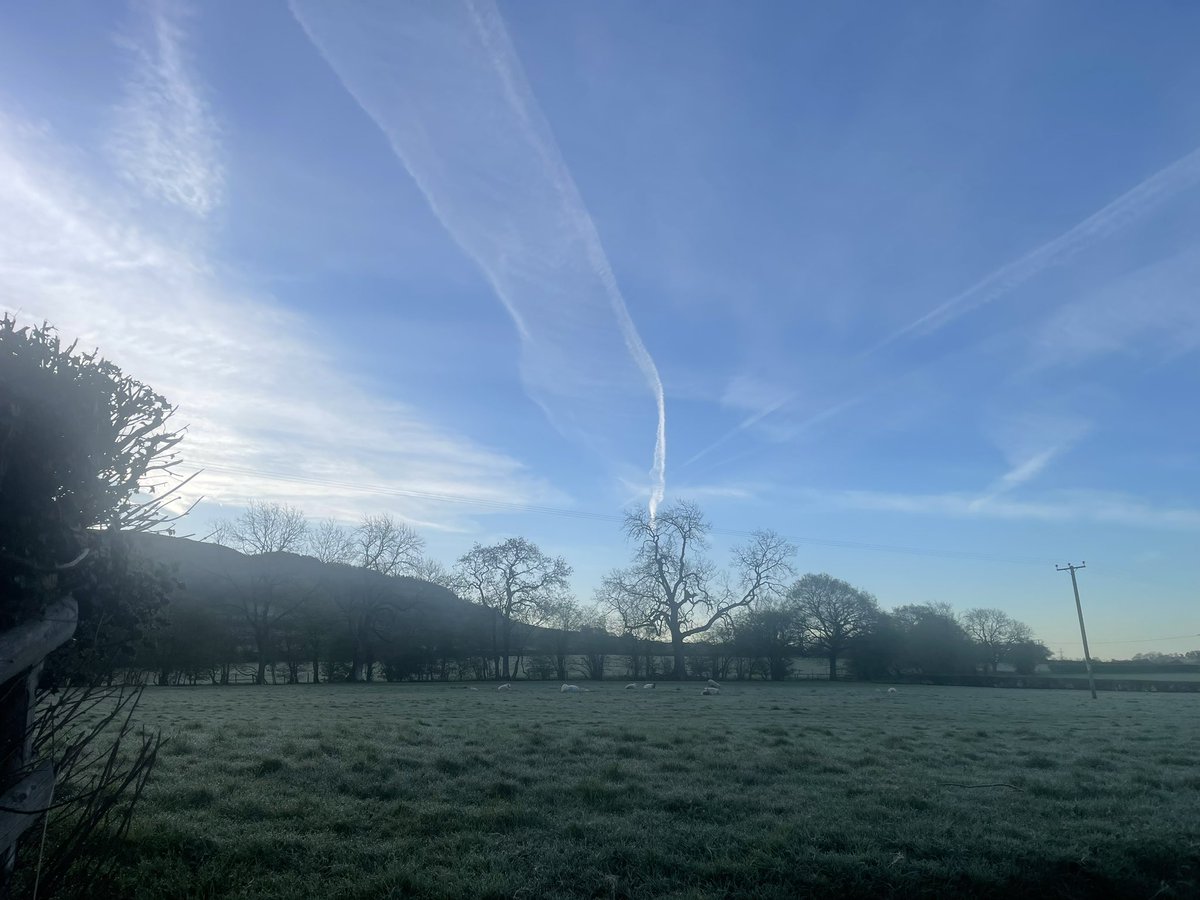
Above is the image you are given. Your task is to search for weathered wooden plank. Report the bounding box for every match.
[0,597,77,685]
[0,761,54,853]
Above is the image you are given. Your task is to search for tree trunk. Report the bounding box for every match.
[672,635,686,680]
[256,656,267,685]
[500,618,512,680]
[490,616,500,681]
[828,651,838,681]
[311,657,320,684]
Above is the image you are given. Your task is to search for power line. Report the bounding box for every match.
[712,526,1051,566]
[179,461,1056,567]
[1046,632,1200,646]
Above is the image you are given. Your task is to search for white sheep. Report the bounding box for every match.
[625,683,638,690]
[887,687,898,694]
[642,683,656,690]
[560,683,581,693]
[701,686,720,695]
[467,686,479,691]
[497,683,511,691]
[706,679,721,689]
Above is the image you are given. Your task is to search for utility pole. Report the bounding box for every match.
[1057,562,1096,699]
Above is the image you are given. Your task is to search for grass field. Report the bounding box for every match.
[92,682,1200,899]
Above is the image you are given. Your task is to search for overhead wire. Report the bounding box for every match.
[180,461,1057,567]
[178,461,1195,647]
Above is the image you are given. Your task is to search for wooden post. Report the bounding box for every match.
[0,597,77,890]
[0,761,55,853]
[1056,563,1096,700]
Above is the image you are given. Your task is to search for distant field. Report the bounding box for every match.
[88,682,1200,898]
[1082,671,1200,682]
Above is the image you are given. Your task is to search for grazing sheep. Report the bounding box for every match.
[625,683,638,690]
[887,687,898,694]
[642,683,656,690]
[467,687,479,691]
[560,683,581,693]
[706,679,721,689]
[497,683,512,691]
[701,686,720,695]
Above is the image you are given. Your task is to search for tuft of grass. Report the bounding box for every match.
[255,757,286,777]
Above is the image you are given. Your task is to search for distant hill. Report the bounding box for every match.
[125,534,670,667]
[126,532,487,631]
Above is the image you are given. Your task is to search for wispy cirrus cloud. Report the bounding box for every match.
[968,412,1092,510]
[683,387,864,468]
[827,488,1200,531]
[969,447,1061,511]
[990,448,1060,493]
[289,0,669,518]
[0,104,557,530]
[109,0,223,217]
[1027,247,1200,371]
[682,375,794,467]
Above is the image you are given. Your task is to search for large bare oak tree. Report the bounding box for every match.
[597,500,795,679]
[455,537,571,679]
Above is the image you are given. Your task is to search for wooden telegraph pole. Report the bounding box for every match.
[1056,562,1097,699]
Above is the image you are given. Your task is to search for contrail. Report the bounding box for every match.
[686,143,1200,468]
[682,395,793,468]
[290,0,667,518]
[870,143,1200,353]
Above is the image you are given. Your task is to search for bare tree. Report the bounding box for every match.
[354,513,424,576]
[306,518,356,565]
[317,515,424,682]
[596,500,795,680]
[963,608,1034,673]
[206,519,236,548]
[787,573,879,680]
[577,605,614,680]
[410,555,456,589]
[231,570,308,685]
[454,537,572,680]
[539,597,585,681]
[338,575,400,682]
[216,501,308,555]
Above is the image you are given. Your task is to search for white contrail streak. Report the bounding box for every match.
[290,0,667,518]
[871,143,1200,352]
[686,143,1200,469]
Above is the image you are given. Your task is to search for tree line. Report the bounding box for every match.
[96,497,1050,687]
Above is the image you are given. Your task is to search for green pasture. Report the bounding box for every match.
[86,682,1200,898]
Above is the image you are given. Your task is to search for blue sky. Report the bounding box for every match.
[2,1,1198,656]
